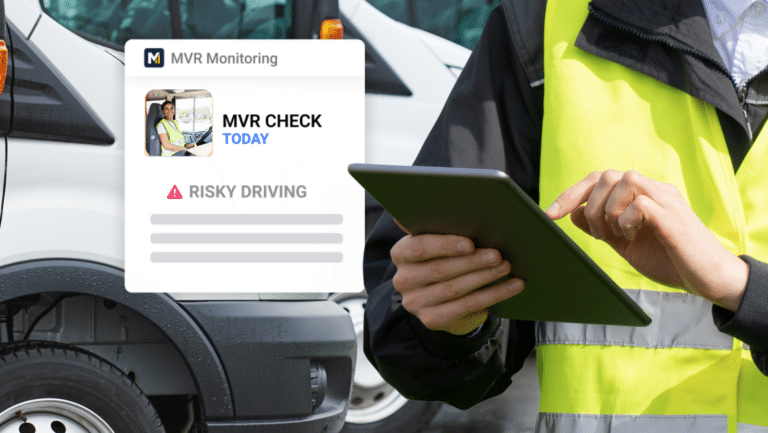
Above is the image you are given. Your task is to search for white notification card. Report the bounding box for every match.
[125,40,365,293]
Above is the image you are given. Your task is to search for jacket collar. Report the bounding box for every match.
[587,0,724,67]
[575,0,751,143]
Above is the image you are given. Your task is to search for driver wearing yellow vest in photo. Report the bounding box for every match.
[157,101,193,156]
[362,0,768,432]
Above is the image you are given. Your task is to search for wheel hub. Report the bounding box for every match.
[0,399,115,433]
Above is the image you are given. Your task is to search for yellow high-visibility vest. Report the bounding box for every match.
[157,119,185,156]
[537,0,768,431]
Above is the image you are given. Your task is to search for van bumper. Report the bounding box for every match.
[180,300,355,432]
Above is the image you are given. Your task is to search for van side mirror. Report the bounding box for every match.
[0,0,7,95]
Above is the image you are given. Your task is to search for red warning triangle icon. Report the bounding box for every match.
[167,185,183,200]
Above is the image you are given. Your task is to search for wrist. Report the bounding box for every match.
[443,310,489,336]
[700,254,748,312]
[408,312,500,360]
[456,322,486,338]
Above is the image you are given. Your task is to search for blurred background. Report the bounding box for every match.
[366,0,500,49]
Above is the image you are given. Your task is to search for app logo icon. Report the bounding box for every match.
[145,48,164,68]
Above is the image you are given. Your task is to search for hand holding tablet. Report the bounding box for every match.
[390,232,524,335]
[350,164,652,327]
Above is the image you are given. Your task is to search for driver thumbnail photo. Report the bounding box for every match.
[145,89,213,157]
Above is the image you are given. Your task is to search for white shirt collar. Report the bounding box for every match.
[704,0,760,38]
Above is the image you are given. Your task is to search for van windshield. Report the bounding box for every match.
[365,0,498,49]
[41,0,293,49]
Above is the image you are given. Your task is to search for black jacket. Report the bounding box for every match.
[363,0,768,410]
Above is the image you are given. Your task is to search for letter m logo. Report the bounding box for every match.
[144,48,164,68]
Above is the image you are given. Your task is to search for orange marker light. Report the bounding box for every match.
[320,19,343,40]
[0,41,7,95]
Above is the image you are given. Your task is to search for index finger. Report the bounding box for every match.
[545,171,602,220]
[391,234,475,264]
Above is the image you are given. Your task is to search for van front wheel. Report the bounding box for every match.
[0,341,164,433]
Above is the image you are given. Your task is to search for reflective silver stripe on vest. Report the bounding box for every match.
[536,413,727,433]
[536,289,734,350]
[739,423,768,433]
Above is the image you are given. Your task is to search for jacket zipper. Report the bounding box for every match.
[588,6,759,140]
[588,6,737,87]
[739,85,752,141]
[738,66,768,142]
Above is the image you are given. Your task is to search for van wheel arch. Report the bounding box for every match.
[0,259,234,419]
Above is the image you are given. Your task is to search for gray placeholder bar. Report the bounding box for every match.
[151,233,343,244]
[151,214,343,225]
[151,252,343,263]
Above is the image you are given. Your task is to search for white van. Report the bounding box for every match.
[0,1,353,432]
[0,0,469,432]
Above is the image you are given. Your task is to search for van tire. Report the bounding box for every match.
[342,399,443,433]
[0,341,164,433]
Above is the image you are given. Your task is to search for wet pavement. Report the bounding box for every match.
[424,356,540,433]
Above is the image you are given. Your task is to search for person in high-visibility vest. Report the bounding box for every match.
[157,101,192,156]
[363,0,768,431]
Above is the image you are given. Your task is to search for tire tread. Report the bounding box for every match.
[0,340,165,432]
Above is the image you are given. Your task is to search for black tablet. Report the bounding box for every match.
[349,163,651,327]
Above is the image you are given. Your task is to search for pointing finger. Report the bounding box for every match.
[546,171,602,220]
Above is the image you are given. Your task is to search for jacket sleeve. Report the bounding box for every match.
[362,1,545,410]
[712,256,768,376]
